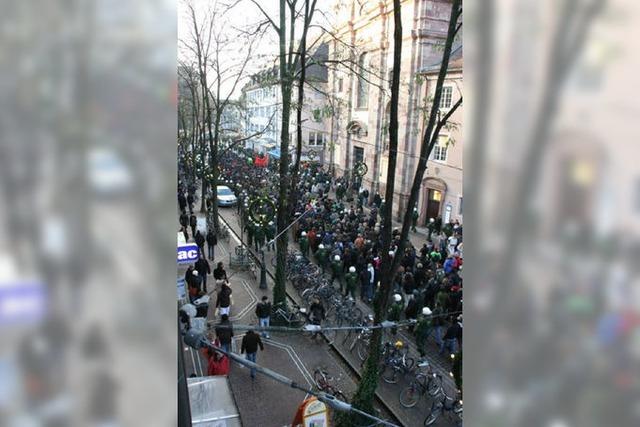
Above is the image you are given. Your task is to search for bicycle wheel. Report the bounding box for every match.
[382,365,399,384]
[399,383,420,408]
[357,339,370,361]
[427,375,442,397]
[424,402,442,426]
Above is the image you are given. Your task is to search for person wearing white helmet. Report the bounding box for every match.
[315,243,329,273]
[345,266,358,298]
[330,255,344,291]
[415,306,433,357]
[265,220,276,252]
[299,231,309,257]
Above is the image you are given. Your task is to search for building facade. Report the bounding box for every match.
[241,44,332,162]
[327,0,462,223]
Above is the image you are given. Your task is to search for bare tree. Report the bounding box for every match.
[340,1,462,423]
[249,0,319,309]
[180,0,266,232]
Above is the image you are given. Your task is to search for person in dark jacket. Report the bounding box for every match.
[440,315,462,355]
[241,328,264,379]
[190,270,203,293]
[194,230,206,258]
[178,193,187,214]
[215,282,233,317]
[189,214,198,238]
[194,257,211,293]
[187,192,194,214]
[405,293,420,332]
[214,314,233,354]
[179,212,189,229]
[255,296,272,338]
[213,262,228,282]
[206,229,217,260]
[308,298,325,340]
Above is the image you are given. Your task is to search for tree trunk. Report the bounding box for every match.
[337,1,402,423]
[289,0,309,217]
[273,0,292,309]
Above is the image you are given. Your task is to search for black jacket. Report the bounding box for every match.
[213,267,228,281]
[206,231,217,246]
[216,285,232,308]
[215,320,233,344]
[195,232,205,247]
[255,301,272,319]
[195,259,210,276]
[179,214,188,227]
[189,215,197,227]
[443,322,462,341]
[241,331,264,354]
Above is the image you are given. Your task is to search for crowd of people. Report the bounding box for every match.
[215,148,464,357]
[179,147,464,380]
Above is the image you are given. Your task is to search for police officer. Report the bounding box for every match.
[315,243,328,274]
[330,255,344,291]
[344,266,358,299]
[299,231,309,257]
[411,208,419,232]
[414,307,433,357]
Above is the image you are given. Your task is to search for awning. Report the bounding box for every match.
[268,148,281,159]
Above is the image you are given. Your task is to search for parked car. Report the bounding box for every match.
[216,185,237,207]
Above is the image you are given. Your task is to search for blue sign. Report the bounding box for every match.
[177,244,200,264]
[177,278,186,301]
[0,281,46,325]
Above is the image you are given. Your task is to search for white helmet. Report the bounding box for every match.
[429,218,435,223]
[334,255,341,261]
[269,221,274,225]
[393,294,402,302]
[192,270,198,276]
[349,266,356,273]
[318,244,325,249]
[422,307,432,316]
[301,231,307,237]
[388,250,395,257]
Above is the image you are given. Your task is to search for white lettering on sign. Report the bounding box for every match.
[177,244,200,263]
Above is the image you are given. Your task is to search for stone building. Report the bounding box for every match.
[241,44,332,163]
[326,0,462,224]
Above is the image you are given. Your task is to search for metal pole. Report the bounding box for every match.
[178,315,192,427]
[259,249,267,289]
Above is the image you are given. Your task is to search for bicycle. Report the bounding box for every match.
[313,367,348,402]
[399,360,443,408]
[380,341,415,384]
[424,387,462,426]
[272,303,305,328]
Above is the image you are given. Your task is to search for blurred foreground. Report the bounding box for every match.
[0,0,176,426]
[465,0,640,426]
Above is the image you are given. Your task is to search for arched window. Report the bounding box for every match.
[356,53,369,109]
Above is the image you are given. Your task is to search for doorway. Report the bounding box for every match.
[425,189,442,223]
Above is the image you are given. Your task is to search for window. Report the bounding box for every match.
[308,132,325,146]
[459,197,463,215]
[356,53,369,109]
[388,69,394,89]
[338,78,343,92]
[439,86,453,109]
[433,135,448,162]
[353,146,364,165]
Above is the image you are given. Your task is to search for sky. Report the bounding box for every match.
[177,0,333,99]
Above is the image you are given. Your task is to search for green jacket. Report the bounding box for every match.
[415,317,432,338]
[388,302,403,322]
[299,236,309,252]
[345,272,358,290]
[331,260,344,276]
[316,248,328,266]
